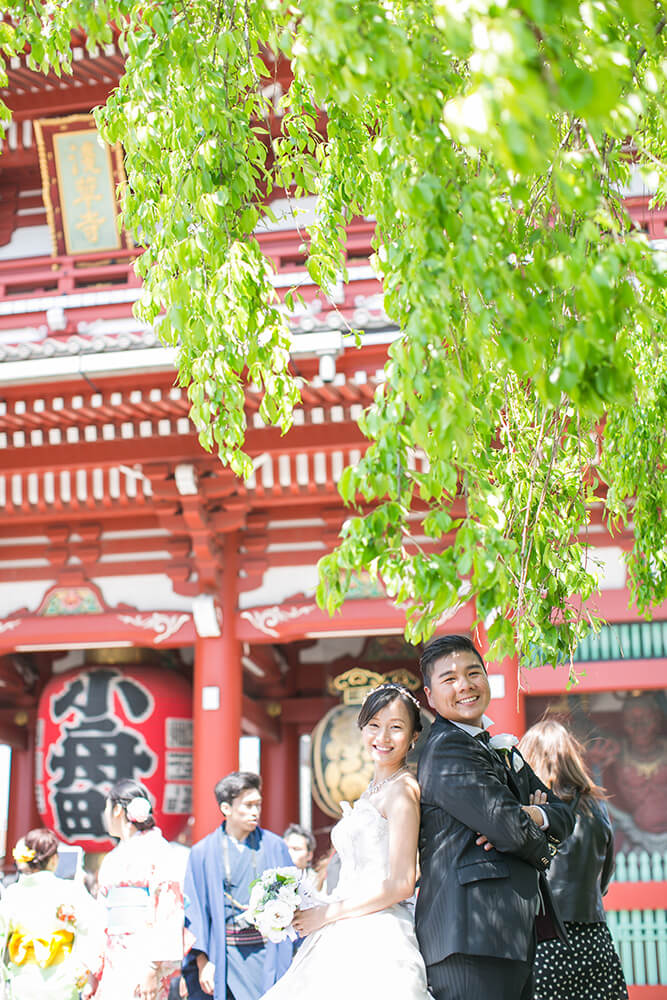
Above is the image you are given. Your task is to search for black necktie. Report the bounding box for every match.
[476,731,492,746]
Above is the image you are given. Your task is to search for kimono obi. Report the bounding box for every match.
[105,884,151,934]
[8,927,74,967]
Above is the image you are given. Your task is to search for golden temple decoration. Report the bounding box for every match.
[327,667,385,705]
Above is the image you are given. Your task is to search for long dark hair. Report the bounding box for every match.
[357,683,423,736]
[107,778,156,831]
[518,718,605,812]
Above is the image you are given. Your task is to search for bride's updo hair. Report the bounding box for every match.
[357,683,423,736]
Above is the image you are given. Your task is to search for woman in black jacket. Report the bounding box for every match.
[519,719,628,1000]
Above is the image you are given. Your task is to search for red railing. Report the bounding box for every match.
[0,220,376,305]
[0,248,140,301]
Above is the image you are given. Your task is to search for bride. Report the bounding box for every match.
[263,682,431,1000]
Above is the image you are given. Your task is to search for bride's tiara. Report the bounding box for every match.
[363,682,422,711]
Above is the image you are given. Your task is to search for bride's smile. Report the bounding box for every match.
[361,698,414,780]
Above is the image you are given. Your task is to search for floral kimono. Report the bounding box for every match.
[96,827,184,1000]
[0,869,102,1000]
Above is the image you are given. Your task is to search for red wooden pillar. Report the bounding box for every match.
[192,534,242,841]
[260,722,300,836]
[474,621,526,737]
[5,740,40,867]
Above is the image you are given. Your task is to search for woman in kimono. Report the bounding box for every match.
[95,778,184,1000]
[0,828,101,1000]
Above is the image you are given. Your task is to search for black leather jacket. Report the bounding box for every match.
[546,798,615,923]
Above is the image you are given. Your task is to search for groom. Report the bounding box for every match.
[415,634,574,1000]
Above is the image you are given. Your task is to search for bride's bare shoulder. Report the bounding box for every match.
[387,770,421,808]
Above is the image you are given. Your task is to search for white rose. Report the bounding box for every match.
[248,884,266,912]
[488,733,519,752]
[278,884,298,905]
[264,926,288,943]
[263,899,294,928]
[275,866,299,879]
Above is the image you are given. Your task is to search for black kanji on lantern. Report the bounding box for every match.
[46,669,157,842]
[53,787,109,838]
[52,668,152,724]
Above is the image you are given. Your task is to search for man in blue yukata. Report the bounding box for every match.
[183,771,294,999]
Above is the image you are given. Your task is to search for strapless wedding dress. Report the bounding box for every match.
[262,797,431,1000]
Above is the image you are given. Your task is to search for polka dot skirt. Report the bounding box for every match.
[534,921,628,1000]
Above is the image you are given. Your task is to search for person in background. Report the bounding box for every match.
[95,778,185,1000]
[167,818,194,1000]
[311,846,341,894]
[519,718,629,1000]
[183,771,293,1000]
[0,828,101,1000]
[283,824,317,884]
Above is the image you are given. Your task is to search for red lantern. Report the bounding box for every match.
[35,666,192,852]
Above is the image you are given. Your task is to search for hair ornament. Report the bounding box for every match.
[126,796,152,824]
[12,839,36,865]
[363,682,421,711]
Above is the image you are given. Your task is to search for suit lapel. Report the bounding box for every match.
[436,715,518,792]
[503,756,522,798]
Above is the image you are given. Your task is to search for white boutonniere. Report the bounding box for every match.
[488,733,524,771]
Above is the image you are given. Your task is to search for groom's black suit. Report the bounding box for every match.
[416,715,575,1000]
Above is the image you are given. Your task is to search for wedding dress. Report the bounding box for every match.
[262,797,431,1000]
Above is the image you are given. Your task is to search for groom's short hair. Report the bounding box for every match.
[420,634,486,686]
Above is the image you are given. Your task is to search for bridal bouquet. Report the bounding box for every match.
[247,867,301,943]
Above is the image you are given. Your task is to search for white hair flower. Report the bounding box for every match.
[126,796,152,824]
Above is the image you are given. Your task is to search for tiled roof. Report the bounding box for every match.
[0,329,160,363]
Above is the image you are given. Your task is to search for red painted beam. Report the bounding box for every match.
[242,524,343,545]
[237,596,475,644]
[0,558,195,583]
[628,988,667,999]
[604,881,667,911]
[584,586,655,621]
[0,536,192,562]
[0,611,196,656]
[0,506,172,530]
[524,657,667,695]
[0,421,365,474]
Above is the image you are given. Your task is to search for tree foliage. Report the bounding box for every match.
[3,0,667,673]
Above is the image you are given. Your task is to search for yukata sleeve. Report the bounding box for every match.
[68,884,106,983]
[147,849,185,964]
[0,896,13,977]
[183,846,213,960]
